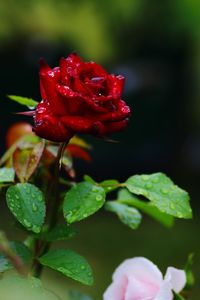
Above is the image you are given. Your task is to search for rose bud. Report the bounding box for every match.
[103,257,186,300]
[33,53,131,142]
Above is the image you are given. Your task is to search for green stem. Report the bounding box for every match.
[32,142,67,278]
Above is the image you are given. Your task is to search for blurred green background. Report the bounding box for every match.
[0,0,200,299]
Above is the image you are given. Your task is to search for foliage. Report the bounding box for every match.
[0,95,194,299]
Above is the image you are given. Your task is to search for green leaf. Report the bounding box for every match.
[184,253,195,289]
[0,168,15,183]
[63,182,105,224]
[0,241,32,272]
[39,248,93,285]
[68,290,93,300]
[0,274,61,300]
[43,224,77,242]
[83,175,96,184]
[125,173,192,219]
[8,95,38,108]
[6,183,45,233]
[117,188,174,227]
[99,179,120,193]
[105,201,141,229]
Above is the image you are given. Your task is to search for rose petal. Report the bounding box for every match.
[164,267,186,293]
[113,257,163,288]
[103,119,129,134]
[66,53,82,66]
[59,57,70,85]
[103,277,127,300]
[66,144,91,161]
[40,72,68,115]
[34,102,73,142]
[98,100,131,122]
[108,74,125,99]
[61,116,95,133]
[125,275,162,300]
[155,280,174,300]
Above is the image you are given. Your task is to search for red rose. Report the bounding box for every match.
[33,53,131,142]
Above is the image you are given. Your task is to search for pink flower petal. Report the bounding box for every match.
[103,277,127,300]
[154,280,173,300]
[113,257,163,287]
[164,267,186,293]
[125,275,160,300]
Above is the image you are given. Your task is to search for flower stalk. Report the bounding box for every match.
[32,142,67,278]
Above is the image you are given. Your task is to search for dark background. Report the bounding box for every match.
[0,1,200,299]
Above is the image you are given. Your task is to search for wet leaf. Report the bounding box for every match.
[105,201,141,229]
[117,189,174,227]
[0,168,15,183]
[125,173,192,219]
[63,182,105,224]
[39,249,93,285]
[42,224,77,242]
[6,183,45,233]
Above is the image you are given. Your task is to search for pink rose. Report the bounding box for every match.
[103,257,186,300]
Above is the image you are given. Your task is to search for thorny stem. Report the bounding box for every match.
[32,142,67,278]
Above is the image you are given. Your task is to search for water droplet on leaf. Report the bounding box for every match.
[141,175,149,181]
[96,195,103,201]
[161,188,168,194]
[23,219,32,228]
[32,203,38,212]
[145,183,152,189]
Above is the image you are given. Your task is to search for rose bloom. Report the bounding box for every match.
[103,257,186,300]
[33,53,131,142]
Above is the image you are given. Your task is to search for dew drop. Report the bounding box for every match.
[152,178,159,183]
[92,186,99,192]
[80,265,86,270]
[170,203,175,210]
[32,225,40,233]
[15,203,21,209]
[141,175,149,181]
[67,211,73,218]
[96,195,103,202]
[145,183,153,189]
[38,195,43,202]
[177,212,183,218]
[161,188,168,195]
[23,219,31,228]
[83,213,88,218]
[32,203,38,212]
